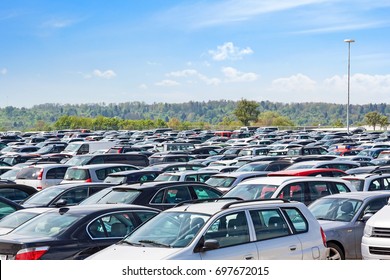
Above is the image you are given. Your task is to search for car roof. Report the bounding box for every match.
[269,168,346,176]
[111,181,211,190]
[210,171,269,178]
[165,199,302,216]
[315,191,390,200]
[68,163,136,169]
[238,176,349,185]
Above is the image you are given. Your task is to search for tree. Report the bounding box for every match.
[364,111,383,130]
[379,115,389,130]
[233,99,260,126]
[255,111,295,127]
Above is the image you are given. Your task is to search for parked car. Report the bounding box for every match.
[103,170,162,185]
[235,160,292,172]
[14,164,70,190]
[205,172,269,193]
[61,164,139,184]
[143,162,206,172]
[0,204,160,259]
[224,177,356,205]
[148,153,197,166]
[341,173,390,191]
[309,191,390,259]
[20,183,115,208]
[362,201,390,259]
[285,160,360,171]
[80,181,223,210]
[87,199,328,260]
[63,153,149,168]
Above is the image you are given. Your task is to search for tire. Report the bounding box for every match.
[327,242,345,260]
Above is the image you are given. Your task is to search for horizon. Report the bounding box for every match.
[1,1,390,107]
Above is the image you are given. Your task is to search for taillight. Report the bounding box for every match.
[15,246,49,260]
[37,169,44,180]
[85,178,92,183]
[320,227,327,247]
[37,186,43,191]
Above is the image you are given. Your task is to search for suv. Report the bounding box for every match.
[362,202,390,259]
[224,177,356,205]
[62,153,149,168]
[341,173,390,191]
[87,198,328,260]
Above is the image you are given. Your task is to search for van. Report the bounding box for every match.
[61,141,116,156]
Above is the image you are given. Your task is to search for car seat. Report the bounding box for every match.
[337,201,354,221]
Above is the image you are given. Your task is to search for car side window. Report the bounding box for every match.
[383,178,390,190]
[368,179,381,191]
[192,186,220,200]
[249,209,289,241]
[362,198,389,217]
[0,188,31,201]
[308,182,331,200]
[88,212,138,239]
[57,188,88,205]
[282,208,308,233]
[150,190,164,204]
[204,212,250,248]
[277,183,305,203]
[162,187,191,204]
[334,183,349,193]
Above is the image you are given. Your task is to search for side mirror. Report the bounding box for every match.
[195,239,220,252]
[361,213,374,222]
[54,199,68,207]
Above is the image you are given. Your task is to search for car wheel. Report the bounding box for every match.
[327,242,345,260]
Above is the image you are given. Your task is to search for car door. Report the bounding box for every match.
[198,211,258,260]
[249,209,303,259]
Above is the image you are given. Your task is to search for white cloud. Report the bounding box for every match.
[209,42,253,61]
[1,68,7,75]
[270,73,316,91]
[155,79,180,86]
[138,84,148,90]
[167,69,221,85]
[92,69,117,79]
[222,67,258,82]
[42,18,80,29]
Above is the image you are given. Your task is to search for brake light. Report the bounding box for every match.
[37,186,43,191]
[320,227,327,247]
[37,169,44,180]
[85,178,92,183]
[118,148,123,153]
[15,246,49,260]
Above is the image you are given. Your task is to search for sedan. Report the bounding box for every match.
[308,191,390,259]
[0,204,160,260]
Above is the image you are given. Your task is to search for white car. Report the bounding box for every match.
[15,164,70,190]
[341,173,390,191]
[361,203,390,259]
[87,199,328,260]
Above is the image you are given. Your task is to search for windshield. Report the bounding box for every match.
[224,183,278,200]
[82,188,140,204]
[122,212,210,248]
[309,198,362,222]
[64,168,89,180]
[155,174,180,181]
[205,176,235,188]
[237,163,267,172]
[13,212,80,237]
[22,187,65,206]
[65,156,93,166]
[36,146,52,154]
[343,179,364,191]
[0,168,21,180]
[63,143,82,153]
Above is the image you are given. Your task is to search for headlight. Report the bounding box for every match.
[364,225,373,237]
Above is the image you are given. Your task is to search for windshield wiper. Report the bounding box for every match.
[138,240,171,248]
[120,240,144,247]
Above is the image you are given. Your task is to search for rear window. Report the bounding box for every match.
[64,168,90,180]
[16,167,42,180]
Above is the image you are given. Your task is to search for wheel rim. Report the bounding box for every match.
[327,247,342,260]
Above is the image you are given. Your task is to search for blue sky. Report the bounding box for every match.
[1,0,390,108]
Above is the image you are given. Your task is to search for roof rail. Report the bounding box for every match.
[221,198,291,210]
[173,197,243,208]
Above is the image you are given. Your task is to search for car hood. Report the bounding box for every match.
[87,243,183,260]
[318,220,349,231]
[367,208,390,228]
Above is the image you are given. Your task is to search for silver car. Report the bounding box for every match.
[309,191,390,259]
[87,199,328,260]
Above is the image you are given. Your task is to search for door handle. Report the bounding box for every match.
[289,246,297,251]
[244,255,255,260]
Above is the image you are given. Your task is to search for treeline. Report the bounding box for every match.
[0,100,389,131]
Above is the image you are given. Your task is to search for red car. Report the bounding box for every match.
[267,168,347,177]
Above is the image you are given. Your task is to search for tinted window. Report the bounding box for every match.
[0,188,31,201]
[277,183,305,203]
[192,186,221,200]
[334,183,349,193]
[249,209,289,240]
[57,188,88,205]
[16,168,41,180]
[282,208,308,233]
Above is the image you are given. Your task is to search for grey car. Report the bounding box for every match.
[308,191,390,259]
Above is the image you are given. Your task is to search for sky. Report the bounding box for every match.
[1,0,390,108]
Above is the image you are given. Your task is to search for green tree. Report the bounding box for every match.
[364,111,383,130]
[233,99,260,126]
[379,115,389,130]
[255,111,295,127]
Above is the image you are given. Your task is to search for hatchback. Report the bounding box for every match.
[15,164,70,190]
[0,204,160,260]
[341,173,390,191]
[87,199,328,260]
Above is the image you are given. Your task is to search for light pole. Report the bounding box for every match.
[344,39,355,134]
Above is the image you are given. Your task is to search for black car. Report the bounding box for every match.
[142,162,206,172]
[103,170,163,185]
[0,204,160,259]
[0,183,38,203]
[20,183,115,208]
[80,181,223,210]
